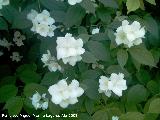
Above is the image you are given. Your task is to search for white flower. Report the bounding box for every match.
[0,0,9,9]
[10,52,23,62]
[115,20,145,48]
[68,0,82,5]
[27,9,38,21]
[0,38,13,50]
[48,79,84,108]
[92,28,99,34]
[41,50,61,72]
[98,73,127,97]
[56,33,85,66]
[30,92,48,110]
[35,10,55,25]
[98,76,112,97]
[108,73,127,97]
[27,10,56,37]
[13,31,26,47]
[112,116,119,120]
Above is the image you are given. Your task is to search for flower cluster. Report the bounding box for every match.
[92,28,100,34]
[0,0,9,9]
[99,73,127,97]
[27,10,56,37]
[56,33,85,66]
[0,38,13,50]
[112,116,119,120]
[115,20,145,48]
[13,31,26,47]
[10,52,23,62]
[48,79,84,108]
[68,0,82,5]
[41,50,61,72]
[30,92,48,110]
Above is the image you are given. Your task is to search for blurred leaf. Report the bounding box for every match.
[117,49,128,68]
[24,83,47,97]
[82,79,100,100]
[92,109,109,120]
[81,70,100,80]
[0,85,18,103]
[41,72,59,87]
[4,96,23,116]
[143,15,159,40]
[97,8,111,24]
[147,80,159,95]
[18,69,41,84]
[145,0,156,5]
[85,97,94,115]
[40,0,67,11]
[126,0,140,13]
[48,101,61,115]
[82,51,98,63]
[0,17,8,30]
[120,112,144,120]
[98,0,118,9]
[148,98,160,113]
[0,76,16,87]
[64,5,85,27]
[80,0,95,14]
[129,45,155,67]
[127,84,148,104]
[87,41,110,61]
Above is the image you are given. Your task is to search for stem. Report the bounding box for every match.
[37,0,41,12]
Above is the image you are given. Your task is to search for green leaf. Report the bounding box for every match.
[48,101,61,115]
[80,0,95,14]
[82,51,98,63]
[90,33,109,41]
[148,98,160,113]
[78,34,90,43]
[0,76,16,87]
[117,49,128,67]
[147,80,159,95]
[81,70,101,80]
[4,96,23,116]
[143,15,159,40]
[41,72,59,87]
[12,12,32,29]
[145,0,156,5]
[85,97,94,115]
[18,69,41,84]
[79,113,92,120]
[87,41,110,61]
[50,10,66,23]
[1,6,19,23]
[98,0,118,9]
[126,0,140,13]
[107,65,130,78]
[16,63,37,73]
[92,109,109,120]
[40,0,67,11]
[129,45,155,67]
[78,26,88,34]
[144,113,158,120]
[0,85,18,102]
[97,8,111,24]
[64,5,85,27]
[0,17,8,30]
[120,112,144,120]
[24,83,47,97]
[82,79,100,100]
[127,84,148,104]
